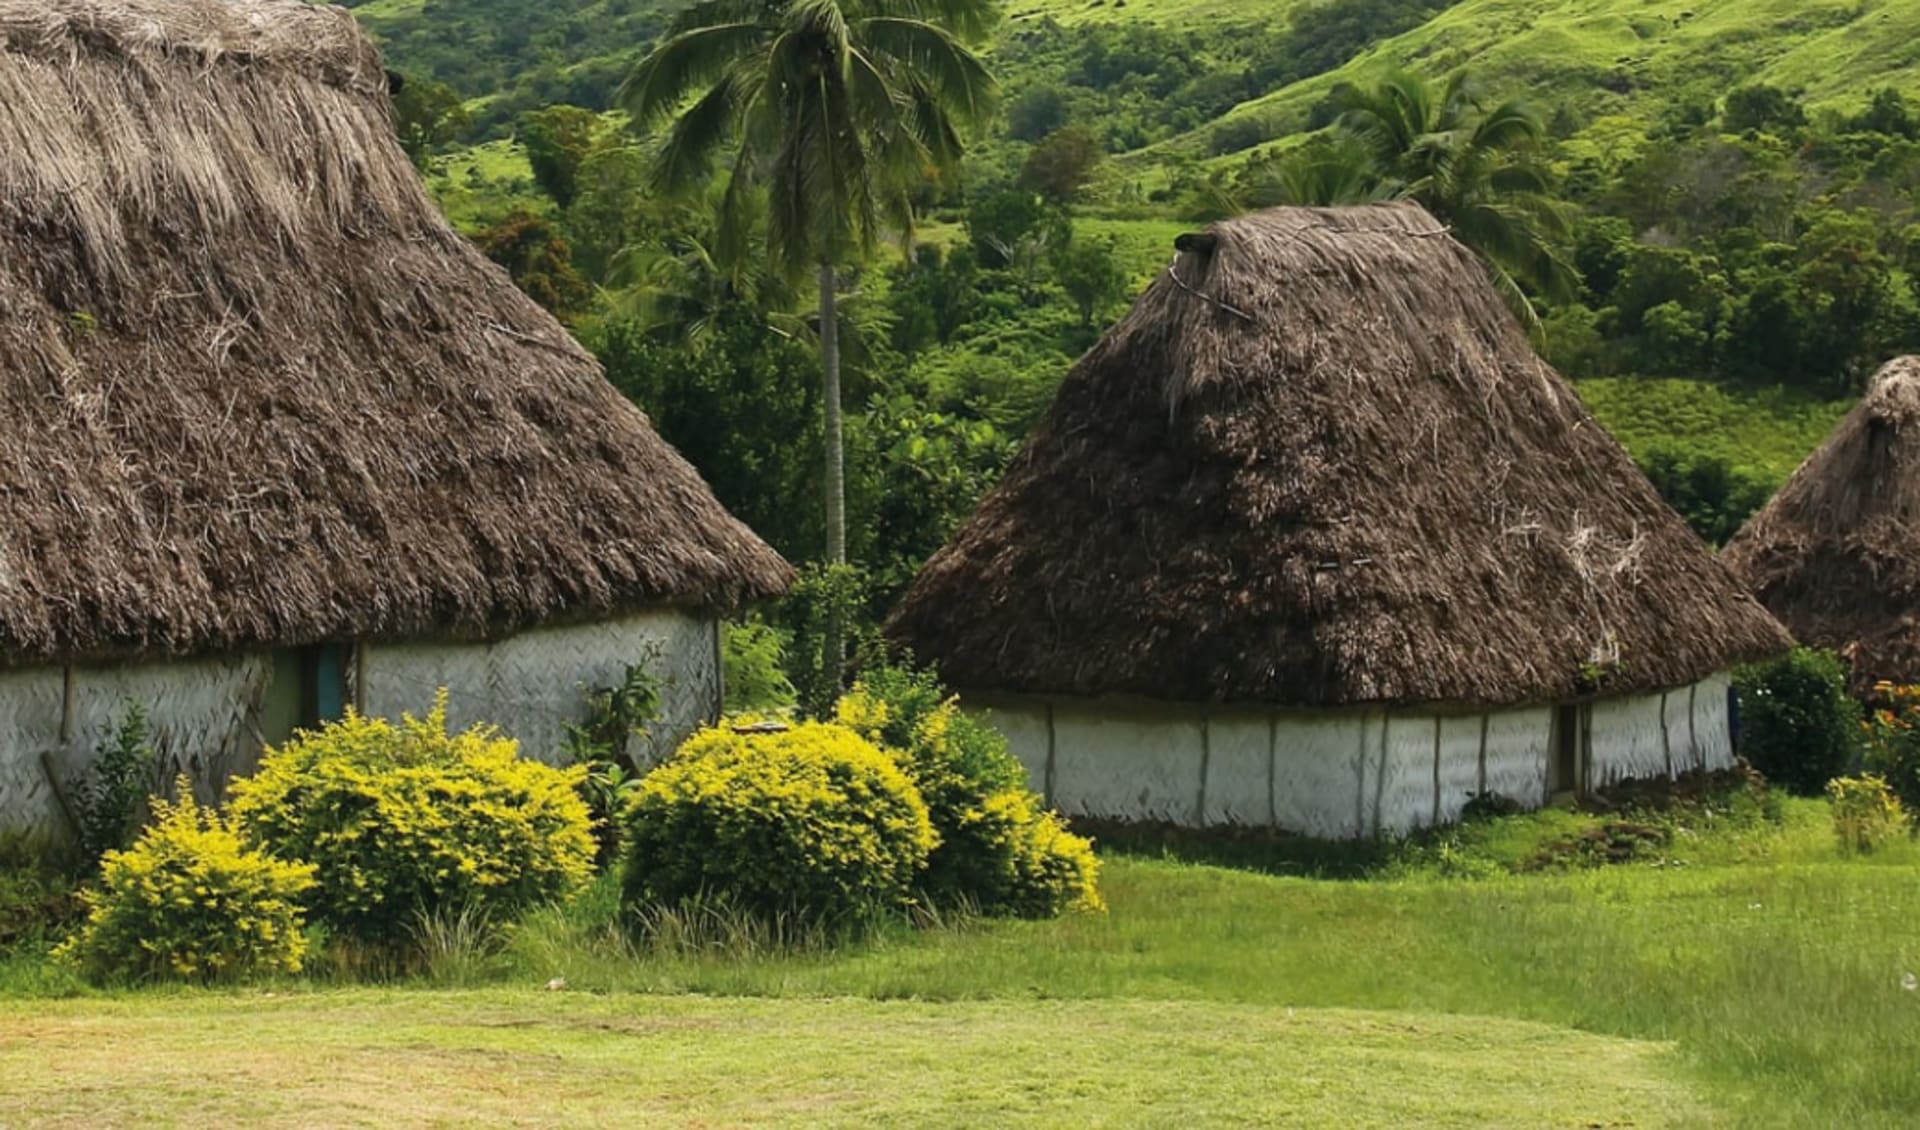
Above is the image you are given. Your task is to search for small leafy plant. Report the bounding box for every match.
[564,660,664,866]
[70,701,155,870]
[564,659,664,770]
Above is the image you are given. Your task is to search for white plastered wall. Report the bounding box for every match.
[360,609,721,767]
[0,655,270,842]
[0,610,725,843]
[1586,673,1736,787]
[967,671,1738,839]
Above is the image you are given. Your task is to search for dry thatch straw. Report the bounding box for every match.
[0,0,790,669]
[887,203,1789,708]
[1723,357,1920,688]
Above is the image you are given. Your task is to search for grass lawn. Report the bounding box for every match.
[6,798,1919,1126]
[0,994,1699,1127]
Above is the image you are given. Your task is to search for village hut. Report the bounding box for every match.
[0,0,790,841]
[887,204,1790,837]
[1723,356,1920,690]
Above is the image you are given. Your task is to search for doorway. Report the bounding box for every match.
[260,643,354,747]
[1550,703,1582,795]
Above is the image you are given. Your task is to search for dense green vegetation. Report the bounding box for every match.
[359,1,1915,594]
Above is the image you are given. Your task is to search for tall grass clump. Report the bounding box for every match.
[1827,774,1908,855]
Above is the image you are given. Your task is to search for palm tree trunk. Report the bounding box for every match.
[819,262,846,565]
[819,261,847,693]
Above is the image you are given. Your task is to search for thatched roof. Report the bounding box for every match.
[0,0,790,669]
[1724,357,1920,687]
[888,204,1788,708]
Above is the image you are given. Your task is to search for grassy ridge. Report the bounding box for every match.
[1149,0,1920,161]
[1574,378,1853,484]
[353,0,1920,165]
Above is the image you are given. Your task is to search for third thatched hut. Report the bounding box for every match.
[887,203,1789,837]
[1724,356,1920,690]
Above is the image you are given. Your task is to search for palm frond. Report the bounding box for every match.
[620,22,768,129]
[856,17,996,130]
[852,0,1000,44]
[652,69,753,195]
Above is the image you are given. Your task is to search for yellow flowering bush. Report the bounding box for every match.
[227,695,594,948]
[1827,773,1909,855]
[622,721,935,925]
[838,665,1102,918]
[56,784,315,982]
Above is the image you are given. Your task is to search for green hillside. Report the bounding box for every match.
[1196,0,1920,161]
[351,0,1920,161]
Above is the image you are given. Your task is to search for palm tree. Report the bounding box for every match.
[1267,70,1576,322]
[621,0,997,571]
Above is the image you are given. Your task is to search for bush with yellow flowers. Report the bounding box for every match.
[227,695,594,949]
[56,783,315,982]
[1826,773,1908,854]
[838,665,1103,917]
[622,721,935,926]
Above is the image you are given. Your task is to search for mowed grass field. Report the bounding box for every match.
[0,994,1700,1126]
[5,798,1920,1127]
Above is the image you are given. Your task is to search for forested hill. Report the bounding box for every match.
[349,0,1920,159]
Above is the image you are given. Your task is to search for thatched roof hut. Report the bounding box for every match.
[0,0,788,668]
[888,204,1789,835]
[1724,356,1920,687]
[891,204,1784,706]
[0,0,788,838]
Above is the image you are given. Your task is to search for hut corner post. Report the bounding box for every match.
[711,618,726,725]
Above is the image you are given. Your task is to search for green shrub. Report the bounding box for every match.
[55,785,315,982]
[622,721,935,927]
[69,701,154,870]
[1734,649,1863,795]
[0,834,84,950]
[837,665,1102,917]
[226,696,595,949]
[1826,774,1908,855]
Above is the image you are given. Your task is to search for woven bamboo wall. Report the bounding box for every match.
[0,655,269,842]
[361,610,720,766]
